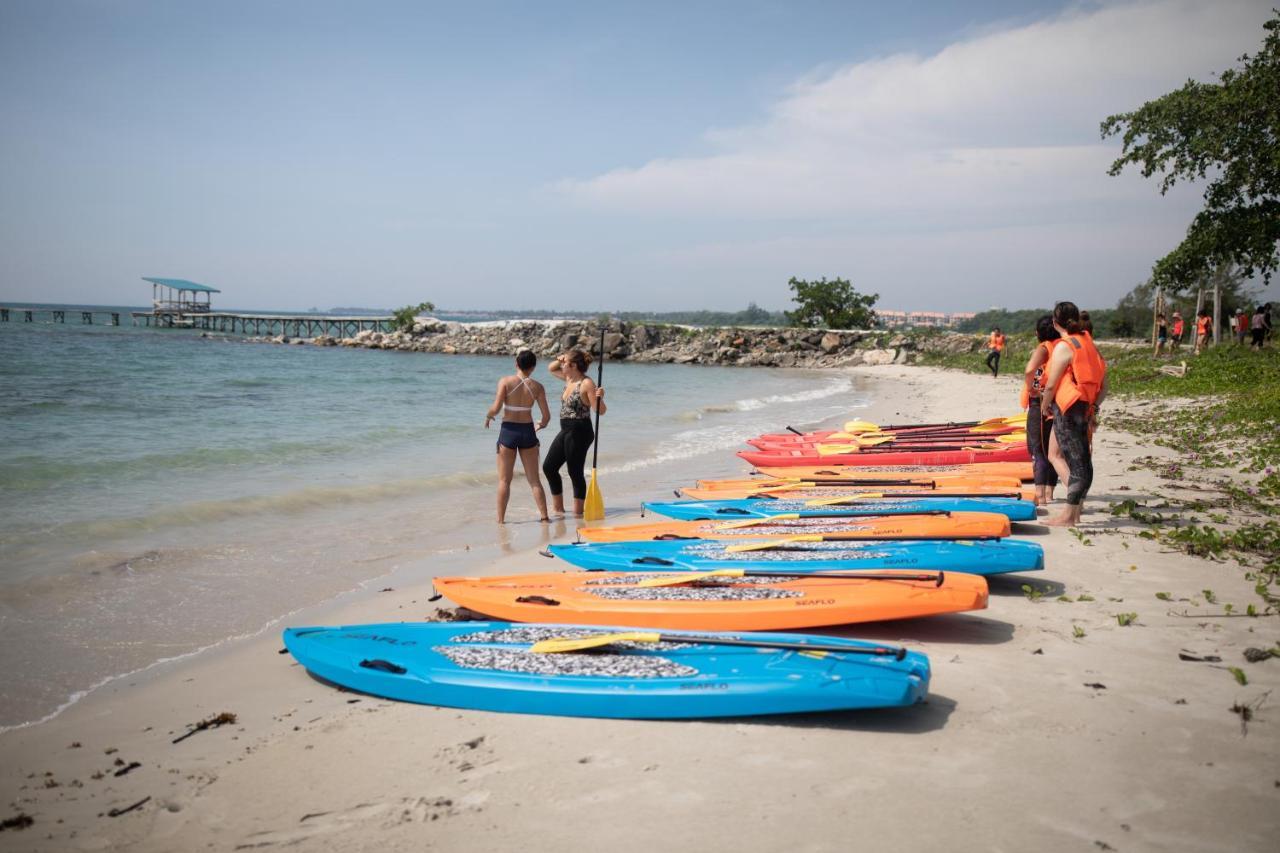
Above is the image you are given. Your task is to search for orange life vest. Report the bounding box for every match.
[1054,333,1105,413]
[1196,316,1211,336]
[1020,339,1057,409]
[988,333,1006,352]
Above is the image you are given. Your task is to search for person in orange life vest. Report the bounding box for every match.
[1234,309,1250,345]
[1170,311,1184,352]
[985,327,1006,378]
[1039,301,1108,527]
[1194,309,1212,354]
[1021,314,1061,505]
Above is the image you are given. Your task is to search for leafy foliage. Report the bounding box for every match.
[785,277,879,330]
[1100,13,1280,286]
[389,301,436,332]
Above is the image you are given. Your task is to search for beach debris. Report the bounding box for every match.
[1228,667,1249,686]
[1178,651,1222,662]
[1031,648,1044,655]
[68,741,81,748]
[380,587,394,592]
[172,711,238,744]
[1229,691,1271,736]
[104,747,118,755]
[106,797,150,818]
[1073,625,1087,638]
[113,761,142,777]
[427,607,480,622]
[1243,647,1277,663]
[0,813,34,832]
[1115,612,1138,627]
[1084,682,1107,690]
[277,647,289,654]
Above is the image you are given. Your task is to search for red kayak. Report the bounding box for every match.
[738,444,1031,468]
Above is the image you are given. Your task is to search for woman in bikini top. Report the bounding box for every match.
[485,350,551,524]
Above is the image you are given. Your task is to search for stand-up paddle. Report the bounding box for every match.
[583,327,606,521]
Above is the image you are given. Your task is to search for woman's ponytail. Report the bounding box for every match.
[1054,301,1083,335]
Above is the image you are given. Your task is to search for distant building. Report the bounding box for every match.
[877,310,975,329]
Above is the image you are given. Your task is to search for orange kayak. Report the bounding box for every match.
[433,570,989,631]
[577,511,1011,543]
[680,482,1033,501]
[752,462,1034,482]
[693,474,1024,492]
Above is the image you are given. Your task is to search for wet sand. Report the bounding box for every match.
[1,365,1277,852]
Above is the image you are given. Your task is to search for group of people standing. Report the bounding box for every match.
[1020,301,1108,528]
[484,349,605,524]
[1156,303,1273,355]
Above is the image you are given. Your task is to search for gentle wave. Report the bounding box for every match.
[0,470,492,548]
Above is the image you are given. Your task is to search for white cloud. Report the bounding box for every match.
[559,0,1272,222]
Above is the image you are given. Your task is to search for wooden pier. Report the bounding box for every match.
[0,307,122,325]
[0,305,393,338]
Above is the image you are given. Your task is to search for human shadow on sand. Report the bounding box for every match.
[706,692,957,734]
[987,574,1066,597]
[811,613,1014,646]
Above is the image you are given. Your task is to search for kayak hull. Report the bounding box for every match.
[739,445,1031,468]
[547,538,1045,576]
[751,462,1035,482]
[642,497,1038,522]
[577,511,1012,542]
[433,571,989,631]
[283,622,931,718]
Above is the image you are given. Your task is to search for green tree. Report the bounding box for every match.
[389,301,435,332]
[785,277,878,329]
[1101,13,1280,287]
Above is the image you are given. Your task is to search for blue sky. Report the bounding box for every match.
[1,0,1274,312]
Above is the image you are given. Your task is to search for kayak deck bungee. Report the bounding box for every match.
[739,444,1031,468]
[750,462,1035,482]
[642,497,1038,522]
[547,538,1044,576]
[432,571,989,631]
[577,511,1011,542]
[283,622,931,718]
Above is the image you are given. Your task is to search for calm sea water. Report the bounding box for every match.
[0,316,867,728]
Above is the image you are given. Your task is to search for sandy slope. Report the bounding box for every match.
[1,364,1276,853]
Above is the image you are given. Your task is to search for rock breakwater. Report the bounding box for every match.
[246,319,985,368]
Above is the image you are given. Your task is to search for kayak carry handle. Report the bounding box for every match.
[515,595,561,606]
[786,426,804,435]
[633,556,676,566]
[359,659,407,675]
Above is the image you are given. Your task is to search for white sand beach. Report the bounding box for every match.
[2,364,1277,853]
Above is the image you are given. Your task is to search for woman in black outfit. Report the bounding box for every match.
[543,349,606,517]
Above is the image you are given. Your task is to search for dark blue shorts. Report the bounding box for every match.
[497,421,539,451]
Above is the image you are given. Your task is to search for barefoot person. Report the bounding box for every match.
[1040,301,1108,527]
[1021,315,1061,506]
[1194,309,1212,354]
[485,350,551,524]
[1170,311,1184,353]
[985,327,1006,378]
[544,349,606,517]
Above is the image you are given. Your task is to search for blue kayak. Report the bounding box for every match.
[642,496,1038,522]
[547,538,1044,576]
[283,621,930,719]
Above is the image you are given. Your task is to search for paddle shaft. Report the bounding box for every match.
[645,633,908,659]
[590,327,604,469]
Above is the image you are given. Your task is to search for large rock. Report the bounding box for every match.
[820,332,843,354]
[861,348,897,365]
[602,331,625,353]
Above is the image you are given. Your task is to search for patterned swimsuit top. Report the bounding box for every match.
[560,380,591,420]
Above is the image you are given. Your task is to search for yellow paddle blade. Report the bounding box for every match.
[723,535,824,552]
[531,631,662,654]
[715,513,800,530]
[1004,413,1027,424]
[843,419,880,433]
[637,569,745,587]
[583,468,604,521]
[994,433,1026,443]
[804,494,883,506]
[857,435,894,447]
[816,443,861,455]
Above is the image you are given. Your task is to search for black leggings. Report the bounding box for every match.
[543,418,594,499]
[1025,405,1058,487]
[986,350,1001,377]
[1051,400,1092,506]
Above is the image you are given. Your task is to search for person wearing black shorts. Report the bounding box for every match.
[485,350,551,523]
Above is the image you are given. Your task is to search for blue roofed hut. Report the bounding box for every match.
[143,277,220,314]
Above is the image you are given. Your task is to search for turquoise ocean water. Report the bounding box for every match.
[0,313,867,728]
